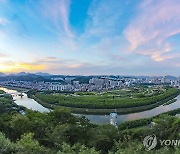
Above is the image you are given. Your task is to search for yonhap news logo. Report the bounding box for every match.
[143,134,180,151]
[143,134,157,151]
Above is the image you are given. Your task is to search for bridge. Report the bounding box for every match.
[0,90,29,97]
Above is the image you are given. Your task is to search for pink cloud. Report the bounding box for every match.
[124,0,180,61]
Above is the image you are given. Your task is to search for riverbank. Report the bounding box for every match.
[0,87,50,112]
[0,90,24,113]
[163,98,177,106]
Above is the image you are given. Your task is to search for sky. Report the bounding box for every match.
[0,0,180,76]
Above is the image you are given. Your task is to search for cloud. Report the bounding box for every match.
[0,18,9,38]
[124,0,180,61]
[33,0,78,50]
[0,52,7,58]
[41,0,74,38]
[34,56,103,75]
[0,17,9,41]
[37,57,60,63]
[83,0,123,38]
[0,18,9,26]
[36,57,85,68]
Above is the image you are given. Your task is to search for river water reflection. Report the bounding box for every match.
[0,87,49,112]
[81,95,180,124]
[1,87,179,124]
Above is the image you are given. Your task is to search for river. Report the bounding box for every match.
[0,87,49,112]
[0,87,180,124]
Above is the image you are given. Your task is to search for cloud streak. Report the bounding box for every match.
[41,0,74,38]
[124,0,180,61]
[83,0,124,38]
[0,18,8,26]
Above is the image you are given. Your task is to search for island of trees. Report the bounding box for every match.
[31,87,180,114]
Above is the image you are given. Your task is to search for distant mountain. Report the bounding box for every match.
[9,72,31,76]
[0,73,65,83]
[0,73,178,82]
[35,72,52,76]
[0,72,6,77]
[0,74,47,82]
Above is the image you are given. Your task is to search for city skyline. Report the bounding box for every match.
[0,0,180,76]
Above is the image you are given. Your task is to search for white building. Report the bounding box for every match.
[49,84,65,91]
[89,78,104,86]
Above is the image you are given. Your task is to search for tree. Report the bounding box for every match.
[88,124,119,153]
[0,132,16,154]
[57,143,100,154]
[153,115,180,139]
[47,123,89,148]
[16,133,50,154]
[47,109,76,125]
[10,114,32,140]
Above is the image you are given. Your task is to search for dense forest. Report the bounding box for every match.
[0,92,180,154]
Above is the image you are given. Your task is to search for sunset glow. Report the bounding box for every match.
[0,63,46,73]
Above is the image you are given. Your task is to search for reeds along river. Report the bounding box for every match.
[0,87,180,124]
